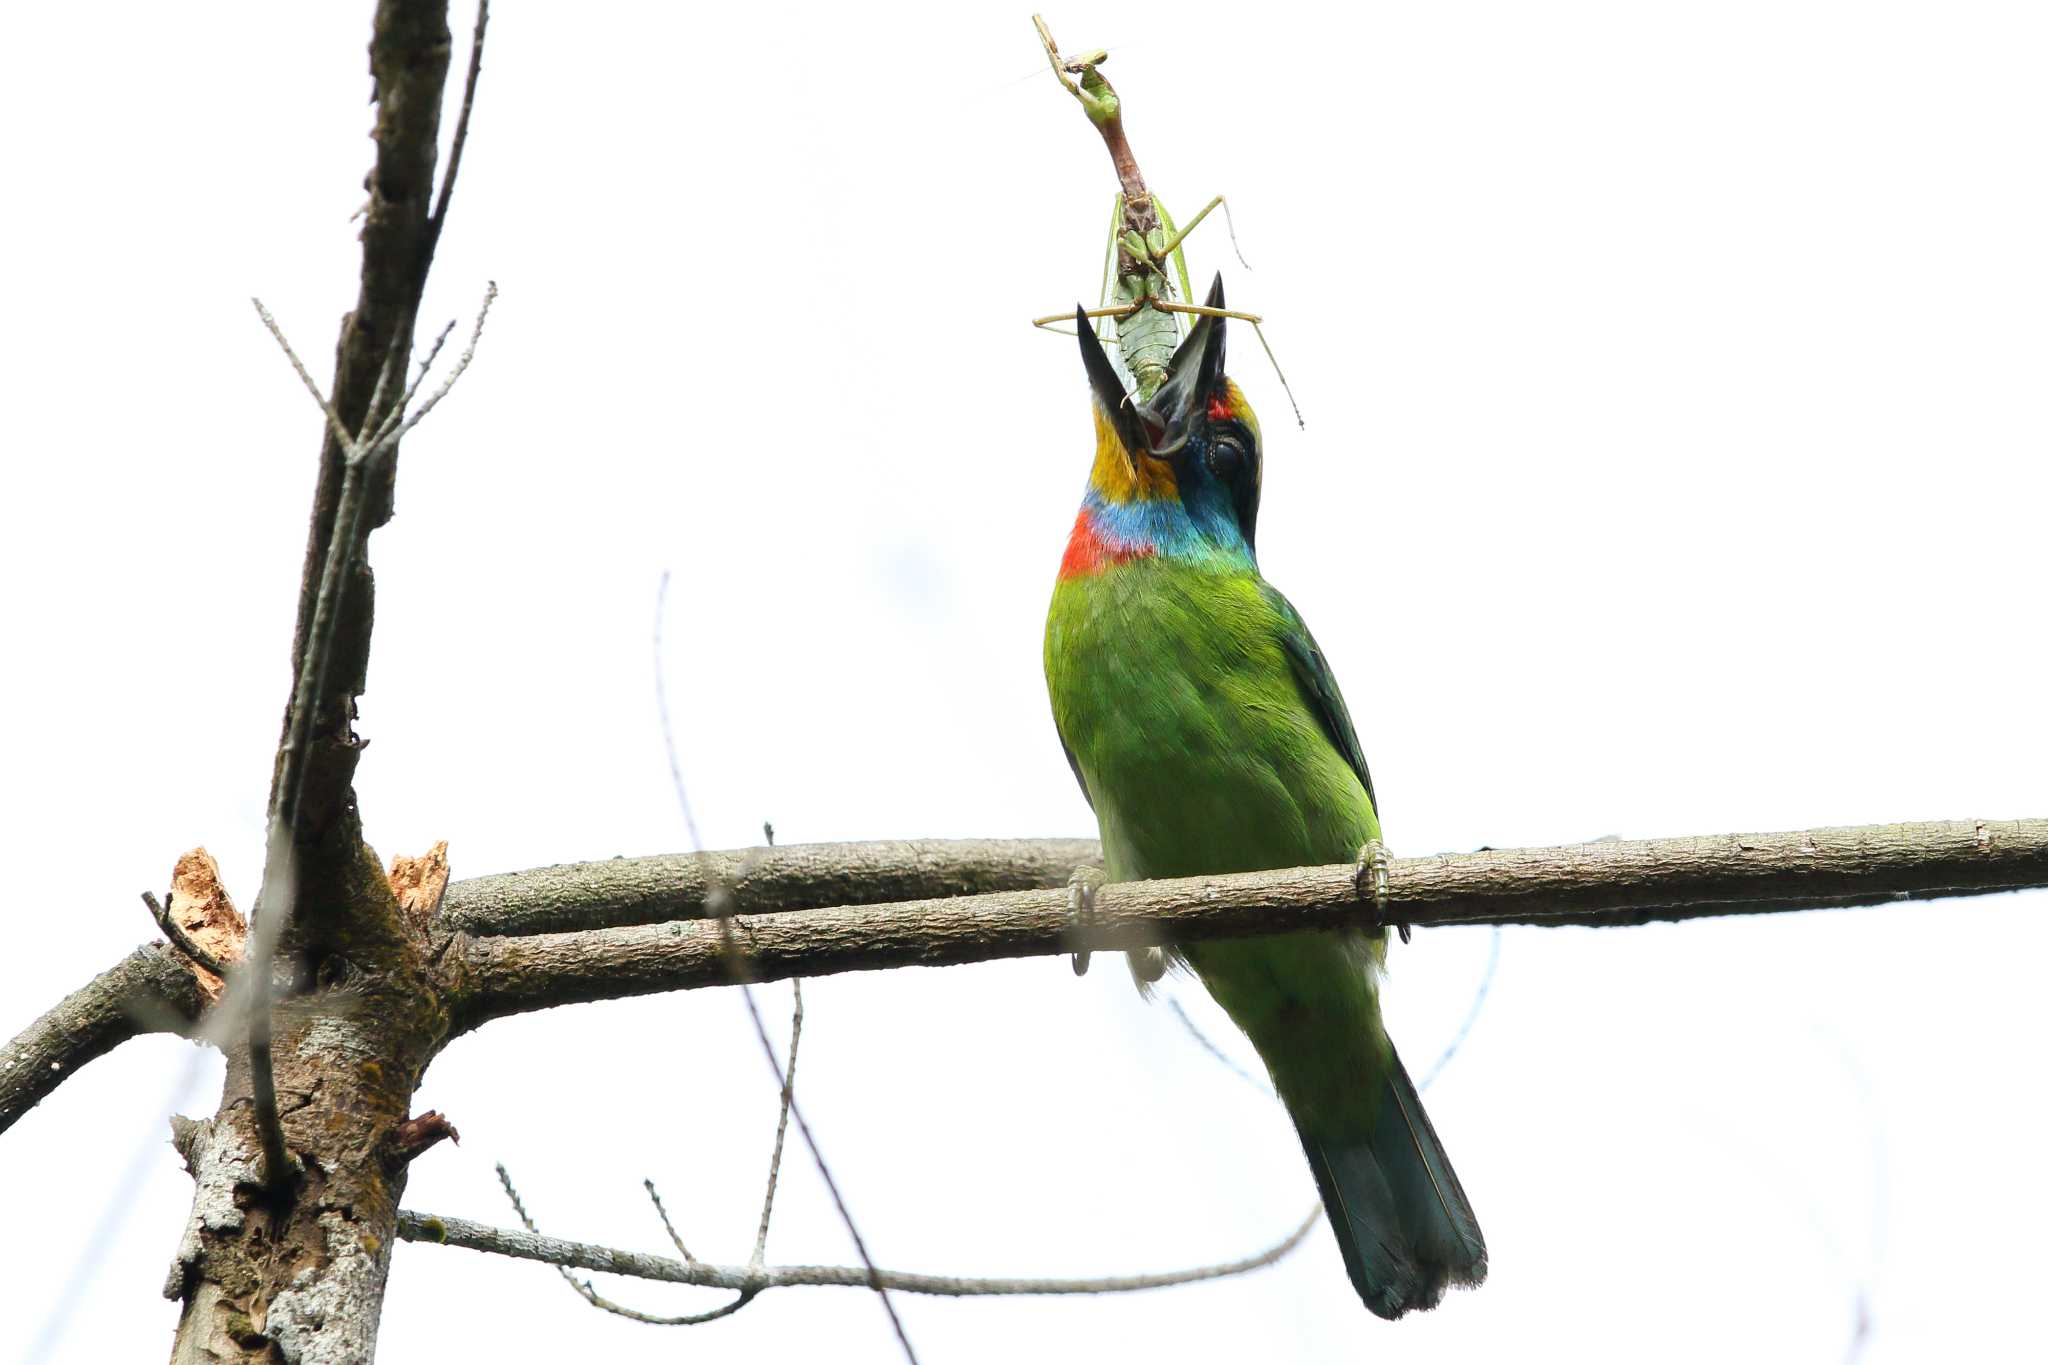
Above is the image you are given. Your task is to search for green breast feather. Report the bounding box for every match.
[1046,557,1381,882]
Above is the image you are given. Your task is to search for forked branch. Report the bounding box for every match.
[395,1207,1321,1304]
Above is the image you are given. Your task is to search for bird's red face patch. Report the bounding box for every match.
[1207,393,1234,422]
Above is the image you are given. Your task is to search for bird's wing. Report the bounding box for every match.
[1260,581,1379,819]
[1060,738,1095,811]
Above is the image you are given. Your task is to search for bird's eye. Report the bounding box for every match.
[1205,435,1245,481]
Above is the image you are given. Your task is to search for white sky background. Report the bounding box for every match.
[4,2,2045,1360]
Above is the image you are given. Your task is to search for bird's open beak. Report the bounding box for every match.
[1073,277,1230,473]
[1076,307,1151,475]
[1138,274,1228,457]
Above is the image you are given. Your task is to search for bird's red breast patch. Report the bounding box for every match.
[1059,508,1154,579]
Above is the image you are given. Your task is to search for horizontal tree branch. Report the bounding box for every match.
[1,944,204,1137]
[450,819,2045,1029]
[439,837,1102,936]
[394,1207,1319,1298]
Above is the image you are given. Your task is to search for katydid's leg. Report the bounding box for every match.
[1156,198,1197,311]
[1153,302,1304,428]
[1156,195,1251,271]
[1031,302,1141,332]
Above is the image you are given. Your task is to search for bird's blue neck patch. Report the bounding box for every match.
[1080,484,1254,571]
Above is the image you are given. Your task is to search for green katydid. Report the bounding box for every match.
[1029,15,1302,423]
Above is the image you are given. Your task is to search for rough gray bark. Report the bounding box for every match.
[0,944,203,1138]
[166,841,450,1365]
[446,819,2047,1030]
[163,1,463,1359]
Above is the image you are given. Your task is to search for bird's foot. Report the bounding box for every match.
[1354,839,1410,943]
[1127,945,1168,987]
[1067,863,1107,976]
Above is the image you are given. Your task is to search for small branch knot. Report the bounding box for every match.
[391,1110,462,1163]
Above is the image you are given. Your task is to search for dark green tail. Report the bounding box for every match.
[1296,1044,1487,1319]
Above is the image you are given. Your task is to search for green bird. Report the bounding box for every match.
[1043,278,1486,1318]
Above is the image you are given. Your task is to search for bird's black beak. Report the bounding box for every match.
[1138,274,1228,457]
[1076,307,1150,473]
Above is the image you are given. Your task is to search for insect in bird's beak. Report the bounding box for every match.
[1139,275,1229,457]
[1074,275,1231,476]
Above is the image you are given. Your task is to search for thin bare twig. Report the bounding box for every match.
[356,301,418,456]
[1166,998,1270,1097]
[643,1179,700,1265]
[752,980,802,1267]
[651,569,920,1362]
[24,1051,210,1362]
[634,978,801,1274]
[363,315,457,454]
[381,281,497,448]
[251,299,357,453]
[1416,925,1503,1092]
[497,1164,753,1326]
[142,891,233,981]
[398,1204,1322,1298]
[429,0,489,242]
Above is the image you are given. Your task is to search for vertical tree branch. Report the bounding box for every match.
[165,3,481,1361]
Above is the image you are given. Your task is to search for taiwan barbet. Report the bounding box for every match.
[1043,278,1486,1318]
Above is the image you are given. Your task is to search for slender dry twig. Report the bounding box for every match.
[362,315,457,454]
[1166,998,1270,1097]
[641,978,802,1271]
[142,891,232,981]
[1416,925,1503,1091]
[251,300,357,453]
[511,977,805,1325]
[752,979,802,1267]
[381,281,497,448]
[24,1051,210,1362]
[643,1180,700,1264]
[652,571,920,1362]
[430,0,489,242]
[356,301,419,456]
[496,1164,755,1326]
[434,959,1316,1321]
[397,1205,1322,1299]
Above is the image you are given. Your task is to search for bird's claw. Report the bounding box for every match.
[1067,864,1107,976]
[1354,840,1410,942]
